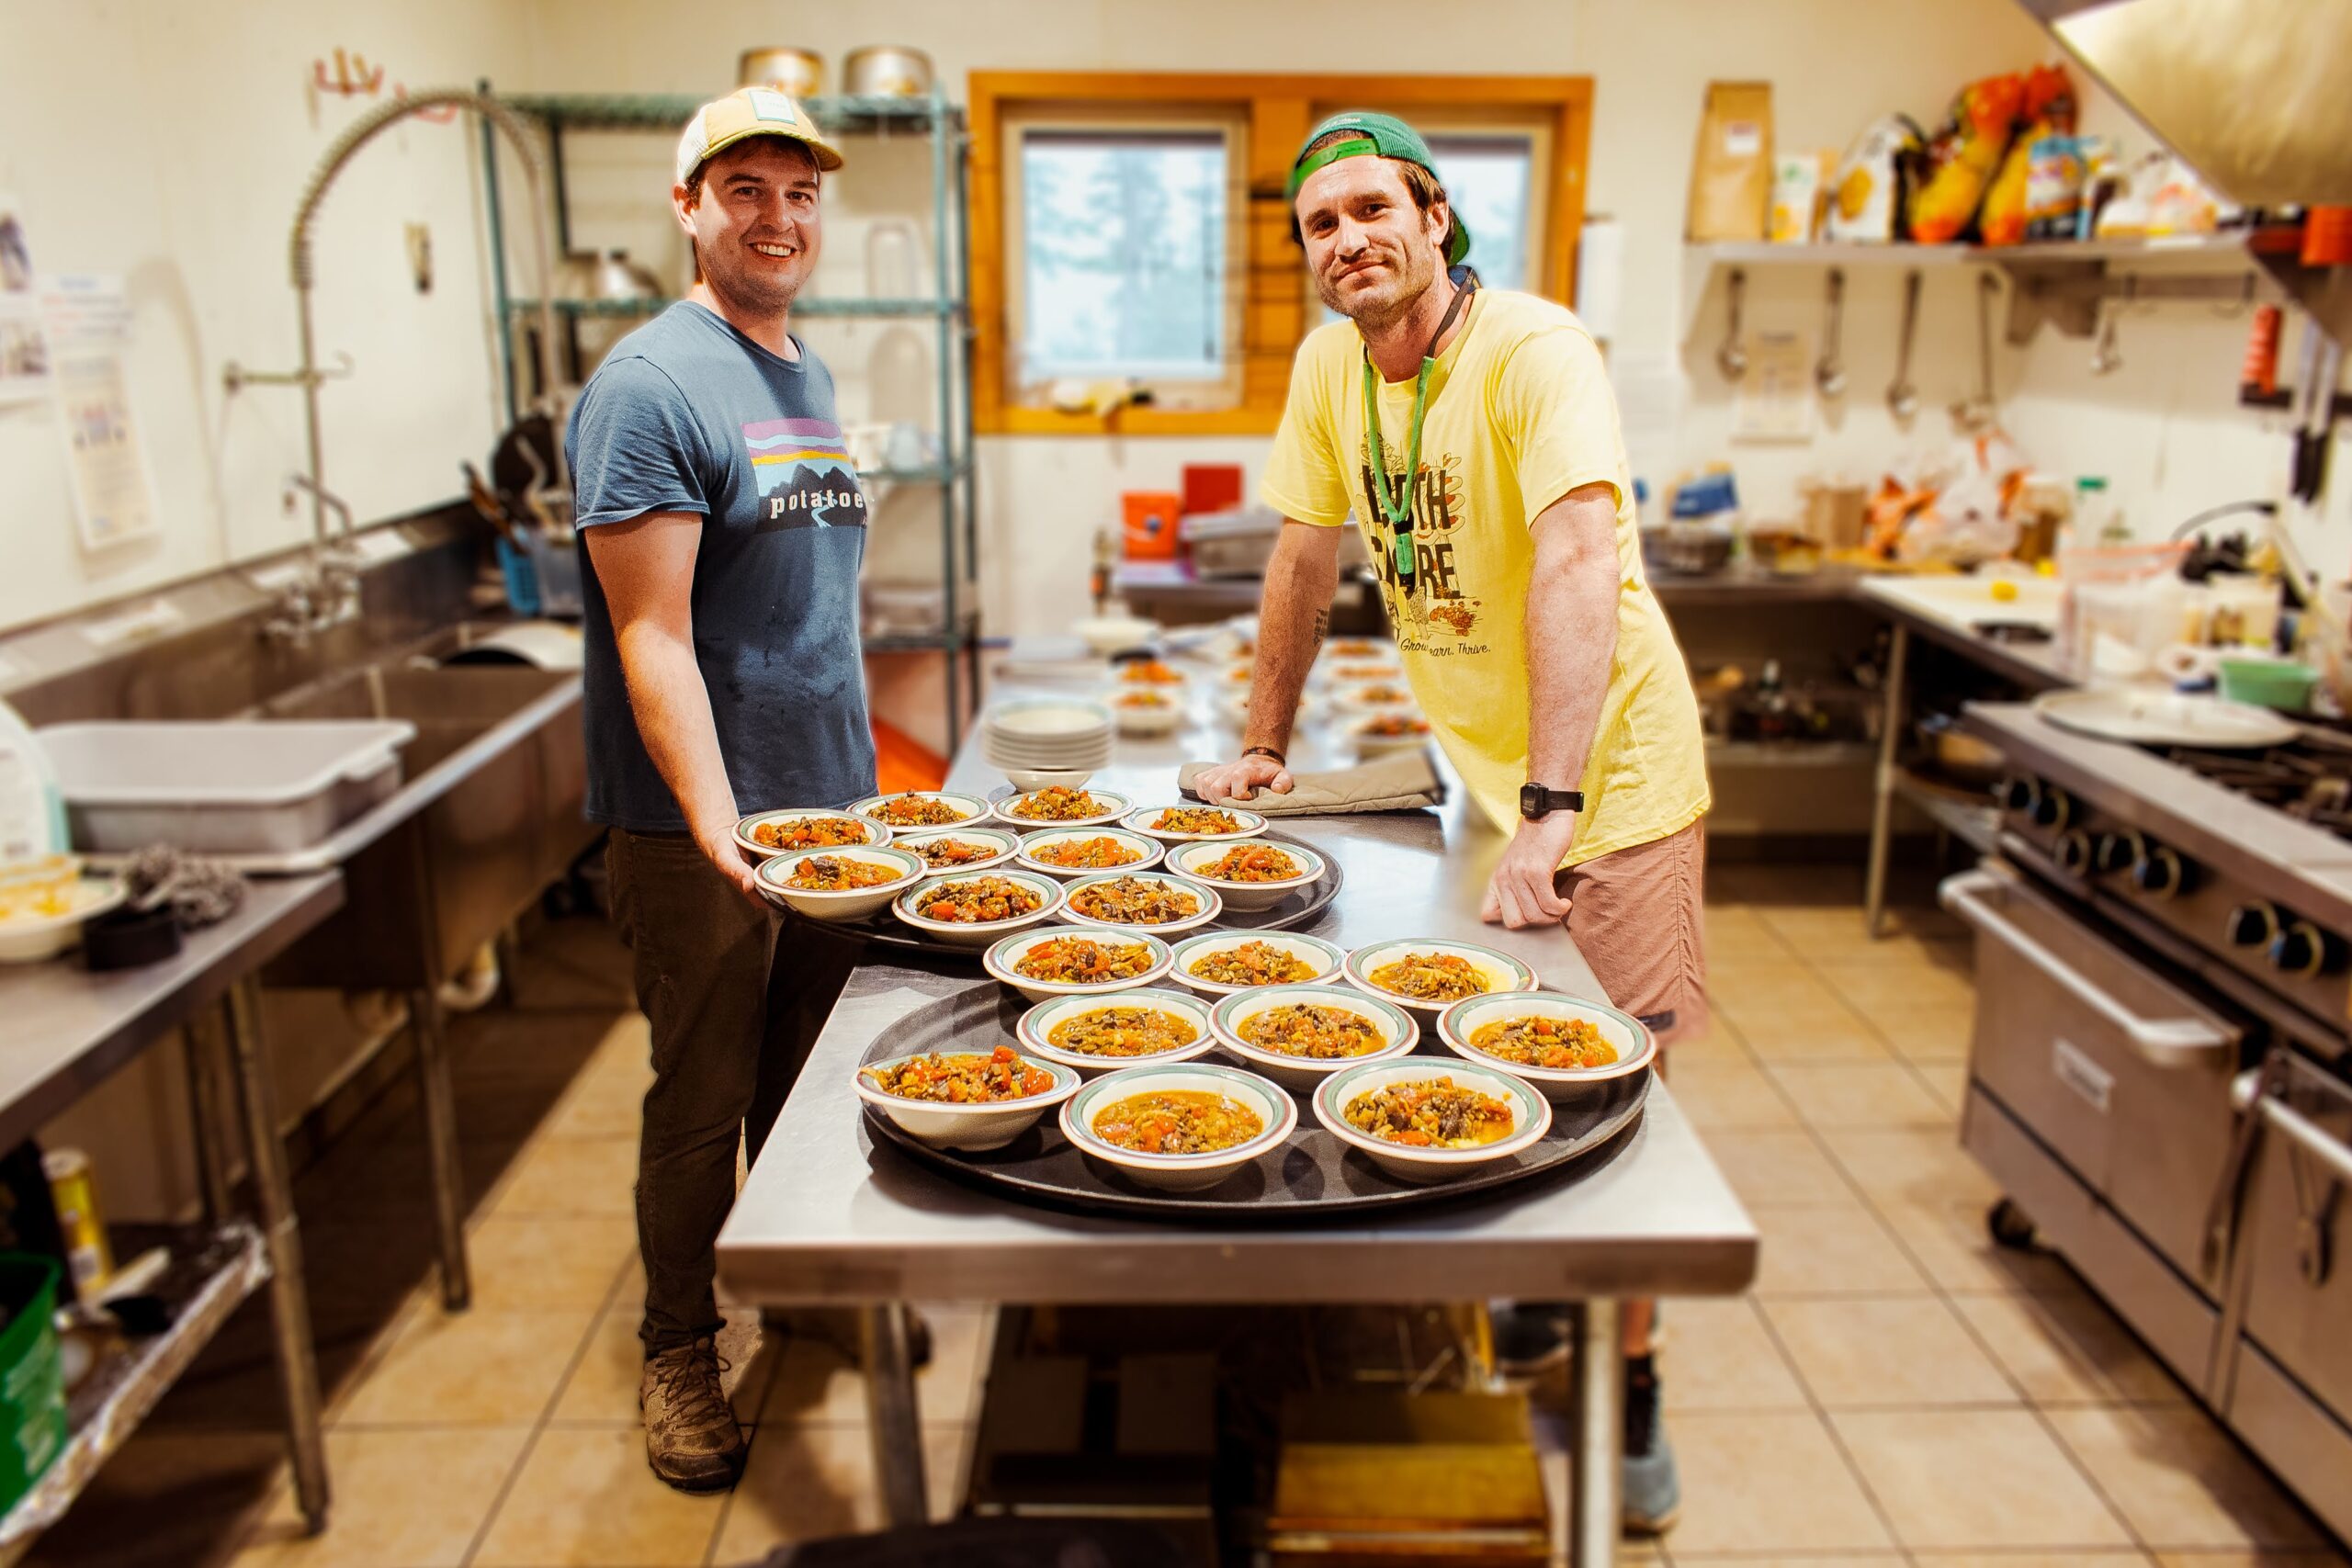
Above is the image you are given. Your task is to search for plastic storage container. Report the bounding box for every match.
[38,720,414,855]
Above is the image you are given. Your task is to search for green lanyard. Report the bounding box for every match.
[1362,276,1476,574]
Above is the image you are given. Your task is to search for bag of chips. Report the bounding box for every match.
[1979,64,2075,246]
[1909,72,2026,243]
[1824,115,1926,243]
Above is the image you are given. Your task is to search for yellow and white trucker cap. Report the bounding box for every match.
[673,87,844,186]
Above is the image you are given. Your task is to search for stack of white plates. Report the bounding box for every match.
[981,698,1114,789]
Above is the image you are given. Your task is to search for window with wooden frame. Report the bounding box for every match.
[969,72,1593,436]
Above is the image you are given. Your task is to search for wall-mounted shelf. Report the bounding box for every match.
[498,92,956,132]
[509,296,960,321]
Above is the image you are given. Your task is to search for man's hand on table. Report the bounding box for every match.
[1192,752,1295,804]
[1481,811,1577,930]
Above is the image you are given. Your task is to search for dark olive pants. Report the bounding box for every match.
[606,829,864,1354]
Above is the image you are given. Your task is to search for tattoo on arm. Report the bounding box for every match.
[1310,606,1329,653]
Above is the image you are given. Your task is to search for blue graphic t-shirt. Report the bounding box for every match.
[567,300,876,832]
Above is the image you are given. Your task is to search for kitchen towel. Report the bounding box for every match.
[1177,750,1444,815]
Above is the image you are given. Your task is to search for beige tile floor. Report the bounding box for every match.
[30,886,2351,1567]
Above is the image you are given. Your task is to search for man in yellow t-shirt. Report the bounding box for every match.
[1193,110,1712,1535]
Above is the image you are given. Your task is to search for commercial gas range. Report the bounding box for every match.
[1946,702,2352,1543]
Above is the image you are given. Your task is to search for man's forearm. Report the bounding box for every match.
[1244,525,1339,755]
[616,626,739,840]
[1525,521,1620,793]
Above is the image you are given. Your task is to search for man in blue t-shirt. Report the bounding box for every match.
[566,86,875,1493]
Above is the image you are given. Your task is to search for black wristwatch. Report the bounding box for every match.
[1521,784,1585,820]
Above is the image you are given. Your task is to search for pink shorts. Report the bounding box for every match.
[1553,820,1708,1047]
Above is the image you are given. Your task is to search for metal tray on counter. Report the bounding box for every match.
[837,822,1344,964]
[854,986,1649,1222]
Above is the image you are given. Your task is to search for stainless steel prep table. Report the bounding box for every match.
[0,872,343,1549]
[718,699,1757,1565]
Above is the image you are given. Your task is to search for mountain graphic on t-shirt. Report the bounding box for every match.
[744,415,868,528]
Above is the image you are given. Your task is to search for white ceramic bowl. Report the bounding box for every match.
[1436,990,1657,1102]
[1166,930,1348,997]
[1342,937,1539,1017]
[854,1048,1081,1152]
[890,825,1023,876]
[1221,689,1313,728]
[1113,663,1192,695]
[1123,804,1269,844]
[890,868,1067,948]
[984,697,1114,742]
[733,807,891,862]
[1002,766,1099,794]
[1073,614,1159,656]
[1058,871,1223,935]
[983,923,1174,1003]
[0,877,126,964]
[994,787,1134,832]
[1345,712,1436,760]
[1111,693,1185,737]
[1017,987,1218,1076]
[753,845,927,922]
[1015,826,1165,881]
[1058,1061,1296,1191]
[1332,684,1419,717]
[848,790,993,833]
[1312,1057,1553,1182]
[1208,984,1419,1092]
[1323,638,1396,662]
[1164,839,1325,913]
[1325,660,1408,686]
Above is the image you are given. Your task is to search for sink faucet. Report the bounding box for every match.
[262,475,365,643]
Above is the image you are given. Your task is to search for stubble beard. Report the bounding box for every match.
[700,242,808,321]
[1317,243,1438,335]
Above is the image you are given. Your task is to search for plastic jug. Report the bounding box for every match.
[0,697,67,872]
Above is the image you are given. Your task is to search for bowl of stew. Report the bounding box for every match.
[753,845,927,921]
[1311,1057,1552,1181]
[1123,804,1269,844]
[1058,1061,1296,1191]
[1167,931,1347,997]
[890,869,1067,948]
[1164,839,1325,912]
[994,786,1134,831]
[1017,987,1217,1076]
[1436,991,1656,1101]
[1345,711,1435,760]
[854,1043,1081,1151]
[848,790,992,831]
[1059,872,1223,935]
[1341,938,1537,1017]
[1208,984,1417,1092]
[1014,827,1164,881]
[891,825,1023,875]
[983,924,1173,1002]
[735,807,891,861]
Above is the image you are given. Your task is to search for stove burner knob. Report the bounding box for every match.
[2132,846,2185,898]
[2268,920,2330,977]
[2030,786,2072,831]
[2226,902,2280,948]
[2094,830,2144,875]
[2056,829,2095,875]
[1995,776,2039,815]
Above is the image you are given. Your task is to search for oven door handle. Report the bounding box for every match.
[2259,1095,2352,1188]
[1939,867,2234,1066]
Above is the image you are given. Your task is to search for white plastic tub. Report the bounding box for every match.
[38,720,414,855]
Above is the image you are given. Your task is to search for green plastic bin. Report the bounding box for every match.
[0,1254,67,1512]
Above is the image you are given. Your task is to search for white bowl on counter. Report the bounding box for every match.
[890,825,1023,875]
[1014,826,1164,881]
[1341,937,1539,1018]
[1123,804,1269,844]
[854,1049,1081,1152]
[1436,990,1657,1103]
[1001,766,1100,794]
[1312,1057,1552,1182]
[1057,1060,1296,1191]
[1166,930,1348,997]
[1331,684,1419,718]
[1112,662,1192,696]
[1164,839,1326,912]
[847,790,993,833]
[1344,711,1436,760]
[890,868,1067,948]
[733,807,891,861]
[1207,983,1419,1092]
[1016,987,1218,1076]
[1110,691,1186,737]
[1221,689,1313,728]
[982,924,1174,1003]
[1072,614,1159,657]
[1058,870,1223,935]
[993,787,1135,832]
[0,876,127,964]
[753,845,927,922]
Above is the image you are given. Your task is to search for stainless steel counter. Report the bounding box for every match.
[716,691,1756,1562]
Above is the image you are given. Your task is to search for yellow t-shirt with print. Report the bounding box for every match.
[1261,287,1710,866]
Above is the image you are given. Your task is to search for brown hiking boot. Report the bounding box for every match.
[639,1336,746,1492]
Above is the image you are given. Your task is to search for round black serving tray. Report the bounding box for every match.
[855,985,1648,1222]
[840,821,1344,964]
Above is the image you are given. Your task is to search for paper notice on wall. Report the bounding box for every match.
[0,193,48,407]
[1732,329,1815,443]
[41,274,158,549]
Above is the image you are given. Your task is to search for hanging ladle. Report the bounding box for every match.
[1886,268,1921,422]
[2090,275,2132,375]
[1716,268,1749,380]
[1815,268,1847,398]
